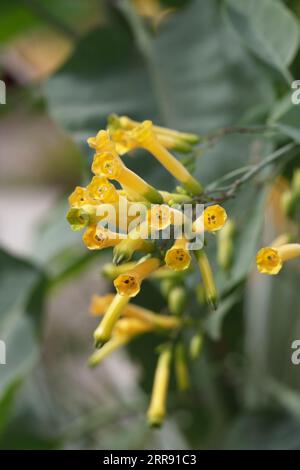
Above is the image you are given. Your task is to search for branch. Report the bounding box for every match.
[199,142,299,204]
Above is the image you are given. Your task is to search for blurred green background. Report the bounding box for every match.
[1,0,300,450]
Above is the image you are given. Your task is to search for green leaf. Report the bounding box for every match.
[273,106,300,143]
[224,0,300,81]
[0,248,46,436]
[225,411,300,449]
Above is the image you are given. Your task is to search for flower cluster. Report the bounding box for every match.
[67,115,229,427]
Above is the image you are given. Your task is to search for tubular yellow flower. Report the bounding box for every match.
[129,121,203,195]
[90,294,182,330]
[168,285,187,316]
[110,114,199,144]
[148,204,186,230]
[193,204,227,233]
[271,233,291,248]
[102,262,137,280]
[195,250,218,310]
[147,346,172,427]
[159,191,192,205]
[88,335,129,368]
[93,293,130,346]
[86,176,119,203]
[82,225,121,250]
[113,317,154,337]
[256,243,300,275]
[165,237,191,271]
[66,206,95,231]
[189,333,203,360]
[175,343,190,392]
[92,152,163,204]
[68,186,96,207]
[217,219,236,271]
[114,257,161,297]
[113,236,155,265]
[111,126,193,154]
[87,129,117,154]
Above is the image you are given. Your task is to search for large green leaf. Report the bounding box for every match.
[224,0,300,82]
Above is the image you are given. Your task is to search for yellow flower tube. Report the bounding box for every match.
[93,293,130,346]
[165,237,191,271]
[111,114,199,144]
[87,129,117,154]
[86,176,119,203]
[256,243,300,275]
[114,257,161,297]
[92,152,163,204]
[129,121,202,195]
[195,250,218,310]
[82,225,122,250]
[147,346,172,427]
[175,343,190,392]
[69,186,97,207]
[193,204,227,234]
[90,294,182,330]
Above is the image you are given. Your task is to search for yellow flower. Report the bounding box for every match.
[193,204,227,233]
[217,218,236,271]
[86,176,119,203]
[113,237,155,265]
[256,243,300,275]
[82,225,121,250]
[68,186,96,207]
[102,262,137,280]
[148,204,186,230]
[165,237,191,271]
[113,317,154,337]
[87,129,117,155]
[93,293,130,346]
[90,293,181,330]
[109,114,199,144]
[92,151,163,204]
[114,257,161,297]
[129,120,203,195]
[66,206,95,231]
[195,250,218,310]
[89,316,155,368]
[147,346,172,427]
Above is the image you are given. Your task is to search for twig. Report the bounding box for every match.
[198,142,299,204]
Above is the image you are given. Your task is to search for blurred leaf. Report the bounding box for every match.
[0,248,46,437]
[273,106,300,142]
[224,0,300,81]
[0,379,22,438]
[0,2,39,43]
[204,289,242,341]
[225,411,300,449]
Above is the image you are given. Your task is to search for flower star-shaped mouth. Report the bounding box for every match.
[256,247,282,275]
